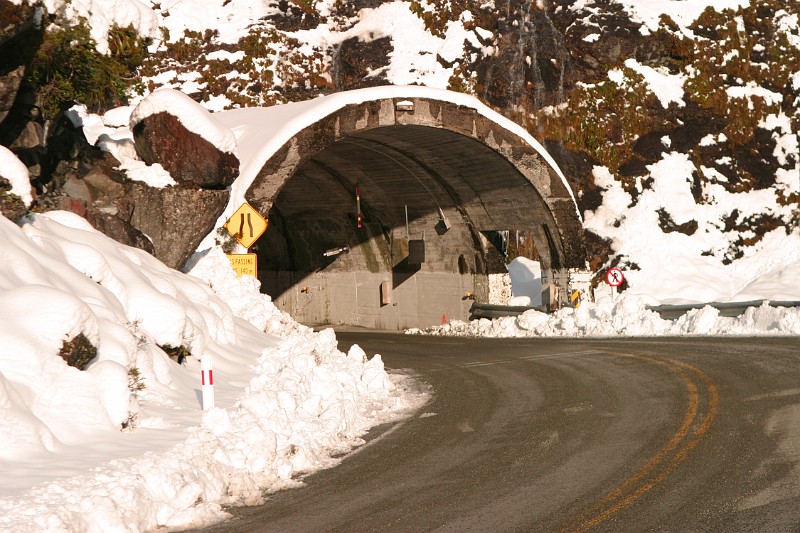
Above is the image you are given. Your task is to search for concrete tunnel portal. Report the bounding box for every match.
[238,91,586,330]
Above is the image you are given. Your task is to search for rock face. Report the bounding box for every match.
[0,1,44,187]
[132,111,239,189]
[0,1,37,125]
[331,36,392,91]
[9,114,229,269]
[128,183,229,269]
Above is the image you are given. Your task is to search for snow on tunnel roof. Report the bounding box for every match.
[212,85,579,223]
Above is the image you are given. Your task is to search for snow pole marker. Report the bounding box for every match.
[201,354,215,410]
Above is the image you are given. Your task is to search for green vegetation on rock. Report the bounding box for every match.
[27,18,150,121]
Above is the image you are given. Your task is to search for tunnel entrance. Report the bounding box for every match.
[232,89,586,330]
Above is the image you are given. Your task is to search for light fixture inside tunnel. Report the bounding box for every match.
[341,138,450,234]
[437,207,451,232]
[356,184,362,229]
[323,245,349,257]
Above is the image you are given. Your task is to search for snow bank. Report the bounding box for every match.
[0,212,426,531]
[409,292,800,339]
[507,257,542,307]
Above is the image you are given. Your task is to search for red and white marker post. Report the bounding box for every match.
[200,354,215,410]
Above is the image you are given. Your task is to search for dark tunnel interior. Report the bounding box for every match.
[253,125,562,300]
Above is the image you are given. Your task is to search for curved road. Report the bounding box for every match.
[198,333,800,532]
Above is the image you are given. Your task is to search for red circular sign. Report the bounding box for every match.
[606,267,625,287]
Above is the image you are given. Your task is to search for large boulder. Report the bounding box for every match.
[21,104,231,270]
[86,210,156,257]
[39,152,228,269]
[130,90,239,189]
[127,183,228,269]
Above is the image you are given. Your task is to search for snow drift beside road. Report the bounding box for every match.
[409,292,800,338]
[0,212,426,532]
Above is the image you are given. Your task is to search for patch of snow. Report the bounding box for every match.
[22,0,162,54]
[727,82,783,108]
[409,292,800,339]
[0,146,32,207]
[507,257,543,307]
[117,158,178,187]
[622,58,685,108]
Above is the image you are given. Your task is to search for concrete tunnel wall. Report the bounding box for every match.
[243,95,586,329]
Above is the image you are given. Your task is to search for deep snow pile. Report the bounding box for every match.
[0,212,425,532]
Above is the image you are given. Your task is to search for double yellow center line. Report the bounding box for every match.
[562,352,719,533]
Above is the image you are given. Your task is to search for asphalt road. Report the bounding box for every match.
[195,333,800,533]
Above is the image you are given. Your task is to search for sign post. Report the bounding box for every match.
[605,267,625,301]
[214,202,269,408]
[223,202,268,277]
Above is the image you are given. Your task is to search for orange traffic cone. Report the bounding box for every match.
[441,314,447,325]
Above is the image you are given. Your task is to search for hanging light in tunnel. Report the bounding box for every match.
[356,184,362,228]
[323,245,349,257]
[342,139,451,234]
[438,207,451,231]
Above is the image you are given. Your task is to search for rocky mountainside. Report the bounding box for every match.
[1,0,797,279]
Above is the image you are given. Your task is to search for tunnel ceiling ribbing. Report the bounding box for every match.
[275,126,556,230]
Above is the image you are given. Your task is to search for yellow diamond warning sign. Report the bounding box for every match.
[224,202,268,248]
[226,253,257,278]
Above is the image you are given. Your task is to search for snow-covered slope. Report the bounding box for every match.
[0,212,425,531]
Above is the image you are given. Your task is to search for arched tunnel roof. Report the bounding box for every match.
[212,85,586,271]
